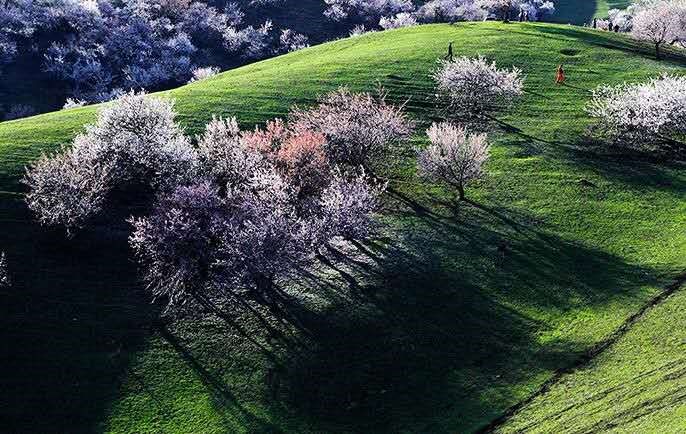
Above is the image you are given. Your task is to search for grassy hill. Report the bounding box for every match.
[0,0,630,120]
[1,22,686,433]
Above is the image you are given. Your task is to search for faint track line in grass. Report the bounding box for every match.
[477,271,686,433]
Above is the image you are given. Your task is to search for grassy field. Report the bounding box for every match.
[497,282,686,433]
[1,22,686,433]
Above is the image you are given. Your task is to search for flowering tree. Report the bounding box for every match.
[418,122,490,200]
[24,89,388,316]
[3,0,279,104]
[131,131,385,310]
[324,0,415,22]
[476,0,554,22]
[197,116,266,190]
[630,0,686,59]
[319,169,386,239]
[586,74,686,150]
[242,120,331,197]
[433,56,524,120]
[278,29,310,52]
[379,12,419,29]
[290,88,414,168]
[24,140,114,234]
[606,8,633,32]
[188,66,220,83]
[25,92,197,233]
[416,0,489,22]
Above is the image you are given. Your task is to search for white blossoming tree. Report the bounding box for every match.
[587,74,686,150]
[418,122,490,201]
[631,0,686,59]
[25,91,198,234]
[433,56,524,120]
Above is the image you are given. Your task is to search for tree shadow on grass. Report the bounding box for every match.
[271,192,658,433]
[554,139,686,197]
[531,26,686,68]
[156,325,285,433]
[0,198,156,433]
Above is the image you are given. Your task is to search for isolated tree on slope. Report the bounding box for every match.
[418,122,490,201]
[587,74,686,150]
[630,0,686,59]
[433,56,524,120]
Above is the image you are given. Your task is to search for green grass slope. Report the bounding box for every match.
[1,22,685,433]
[497,282,686,433]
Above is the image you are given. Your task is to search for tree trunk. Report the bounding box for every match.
[253,273,275,298]
[656,43,661,60]
[457,184,465,201]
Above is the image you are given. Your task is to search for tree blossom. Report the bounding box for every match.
[24,140,114,233]
[349,24,375,36]
[4,0,277,104]
[418,122,490,200]
[278,29,310,52]
[63,98,87,110]
[476,0,555,21]
[379,12,419,29]
[290,88,414,168]
[630,0,686,59]
[319,169,386,240]
[197,116,266,190]
[416,0,489,22]
[433,56,524,119]
[586,74,686,150]
[324,0,415,22]
[607,8,633,32]
[241,119,331,196]
[25,92,198,233]
[188,66,220,83]
[23,89,387,315]
[130,162,386,309]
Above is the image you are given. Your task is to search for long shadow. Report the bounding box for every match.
[557,143,686,197]
[270,191,658,433]
[157,325,284,433]
[0,197,156,433]
[533,26,686,67]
